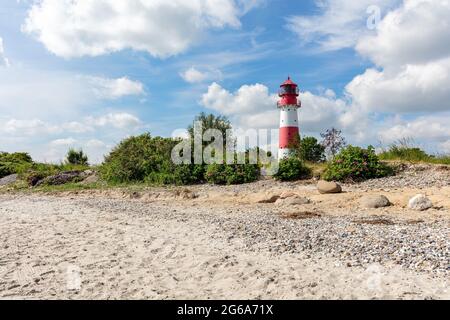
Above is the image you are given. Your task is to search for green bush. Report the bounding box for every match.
[100,133,205,185]
[66,148,89,165]
[323,145,393,182]
[205,162,260,185]
[0,152,33,178]
[274,157,312,182]
[298,137,325,163]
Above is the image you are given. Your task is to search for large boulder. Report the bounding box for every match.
[317,181,342,194]
[360,195,391,209]
[408,194,433,211]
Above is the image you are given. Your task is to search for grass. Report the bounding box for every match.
[378,139,450,165]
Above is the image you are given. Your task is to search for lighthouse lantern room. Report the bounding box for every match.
[278,77,301,160]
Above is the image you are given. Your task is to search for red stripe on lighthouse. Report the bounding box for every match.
[279,127,300,148]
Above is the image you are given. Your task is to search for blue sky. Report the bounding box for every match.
[1,0,450,163]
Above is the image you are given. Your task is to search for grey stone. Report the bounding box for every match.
[0,174,18,186]
[408,194,433,211]
[360,195,391,209]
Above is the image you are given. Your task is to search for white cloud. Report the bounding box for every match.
[0,37,9,67]
[356,0,450,67]
[379,114,450,144]
[286,0,399,51]
[180,67,222,83]
[2,119,59,135]
[346,58,450,113]
[50,137,77,147]
[23,0,261,59]
[86,113,142,129]
[88,76,145,99]
[86,139,106,148]
[440,140,450,154]
[347,0,450,114]
[202,82,277,116]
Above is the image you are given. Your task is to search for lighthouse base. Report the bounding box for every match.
[278,148,293,161]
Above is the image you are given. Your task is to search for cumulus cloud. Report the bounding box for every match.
[0,37,9,67]
[356,0,450,67]
[286,0,399,51]
[50,137,77,147]
[348,0,450,114]
[180,67,222,83]
[88,76,145,99]
[379,114,450,144]
[86,113,142,129]
[23,0,261,58]
[202,82,277,117]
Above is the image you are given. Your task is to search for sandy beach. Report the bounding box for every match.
[0,171,449,299]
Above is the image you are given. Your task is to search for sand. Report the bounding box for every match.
[0,192,448,300]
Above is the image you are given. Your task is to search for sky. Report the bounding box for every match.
[1,0,450,163]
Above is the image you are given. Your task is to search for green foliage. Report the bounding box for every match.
[297,137,325,163]
[187,112,233,149]
[323,145,394,182]
[100,133,205,185]
[274,157,312,182]
[378,139,450,164]
[66,148,89,165]
[0,152,33,178]
[205,162,260,185]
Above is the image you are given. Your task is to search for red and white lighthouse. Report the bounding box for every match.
[278,77,301,160]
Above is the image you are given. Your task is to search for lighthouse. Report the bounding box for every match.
[278,77,301,160]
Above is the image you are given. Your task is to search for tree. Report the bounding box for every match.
[66,148,89,166]
[320,128,347,158]
[297,136,325,163]
[187,112,233,148]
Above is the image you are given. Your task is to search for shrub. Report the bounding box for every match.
[0,152,33,178]
[100,133,205,185]
[298,137,325,163]
[205,162,260,185]
[274,157,312,182]
[66,148,89,165]
[323,145,393,182]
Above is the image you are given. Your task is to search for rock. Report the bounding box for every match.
[35,171,85,187]
[252,193,280,204]
[81,174,99,185]
[276,196,311,206]
[317,181,342,194]
[0,174,18,186]
[360,195,390,209]
[279,192,297,199]
[408,194,433,211]
[175,188,199,200]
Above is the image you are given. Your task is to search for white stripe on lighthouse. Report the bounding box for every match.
[279,107,299,128]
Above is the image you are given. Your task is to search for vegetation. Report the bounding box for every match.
[379,139,450,164]
[0,152,33,179]
[274,157,312,182]
[187,112,233,149]
[297,136,325,163]
[100,133,198,185]
[66,148,89,166]
[323,145,393,182]
[321,128,347,158]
